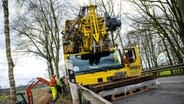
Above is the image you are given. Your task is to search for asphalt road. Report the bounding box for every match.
[112,75,184,104]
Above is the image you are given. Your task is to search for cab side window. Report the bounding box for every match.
[124,49,136,64]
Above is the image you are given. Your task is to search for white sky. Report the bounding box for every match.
[0,34,49,88]
[0,1,49,88]
[0,0,138,88]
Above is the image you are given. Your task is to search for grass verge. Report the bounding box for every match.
[55,94,72,104]
[0,94,8,103]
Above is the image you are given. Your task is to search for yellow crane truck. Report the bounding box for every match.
[62,4,155,99]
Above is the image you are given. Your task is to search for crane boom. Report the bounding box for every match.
[63,4,121,54]
[64,6,86,40]
[63,4,143,95]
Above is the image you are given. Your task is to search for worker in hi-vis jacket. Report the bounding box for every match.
[50,75,57,101]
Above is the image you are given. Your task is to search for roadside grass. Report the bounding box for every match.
[0,94,8,102]
[55,94,72,104]
[159,69,183,77]
[159,70,171,76]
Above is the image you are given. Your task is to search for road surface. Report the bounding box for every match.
[112,75,184,104]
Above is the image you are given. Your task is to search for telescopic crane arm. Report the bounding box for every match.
[64,6,86,40]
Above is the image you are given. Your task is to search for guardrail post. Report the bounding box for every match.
[69,82,80,104]
[153,72,157,77]
[157,72,160,76]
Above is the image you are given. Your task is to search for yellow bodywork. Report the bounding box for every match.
[125,47,142,77]
[64,47,142,86]
[64,4,108,54]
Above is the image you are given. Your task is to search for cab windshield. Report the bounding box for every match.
[69,50,123,74]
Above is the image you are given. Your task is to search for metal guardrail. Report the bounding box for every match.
[68,82,112,104]
[78,85,112,104]
[99,79,157,97]
[142,63,184,76]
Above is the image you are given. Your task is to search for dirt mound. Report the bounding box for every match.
[32,88,52,104]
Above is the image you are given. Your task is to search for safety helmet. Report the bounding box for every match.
[52,75,56,78]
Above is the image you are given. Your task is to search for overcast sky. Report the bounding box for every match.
[0,1,49,88]
[0,32,48,88]
[0,0,137,88]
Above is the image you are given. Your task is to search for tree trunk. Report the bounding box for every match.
[50,0,60,79]
[177,0,184,22]
[2,0,16,103]
[55,50,60,79]
[48,59,54,75]
[141,34,151,69]
[161,37,173,65]
[150,35,158,67]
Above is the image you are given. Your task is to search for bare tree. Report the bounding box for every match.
[13,0,66,78]
[126,0,184,68]
[2,0,16,103]
[177,0,184,24]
